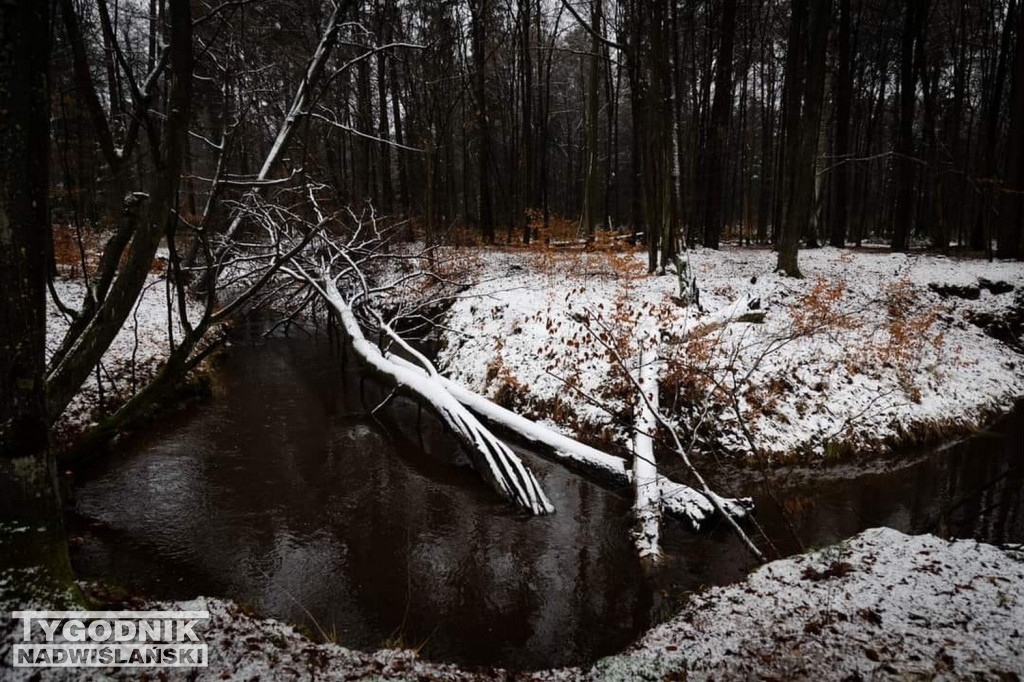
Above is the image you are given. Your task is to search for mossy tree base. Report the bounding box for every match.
[0,455,83,608]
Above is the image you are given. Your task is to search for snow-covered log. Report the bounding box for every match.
[281,228,750,528]
[386,355,752,531]
[633,357,662,559]
[316,274,554,515]
[388,355,628,482]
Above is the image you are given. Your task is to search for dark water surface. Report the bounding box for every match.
[69,338,1024,670]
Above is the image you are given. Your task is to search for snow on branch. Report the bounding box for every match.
[307,267,554,516]
[633,353,662,559]
[386,353,749,533]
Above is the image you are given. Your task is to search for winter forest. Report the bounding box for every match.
[1,0,1024,678]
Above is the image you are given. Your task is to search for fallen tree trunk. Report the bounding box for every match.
[386,355,752,531]
[315,273,554,515]
[388,356,627,481]
[633,356,662,559]
[286,246,750,528]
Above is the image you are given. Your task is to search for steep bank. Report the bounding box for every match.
[438,246,1024,462]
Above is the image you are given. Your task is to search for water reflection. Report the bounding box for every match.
[72,339,659,669]
[70,338,1023,670]
[751,414,1024,556]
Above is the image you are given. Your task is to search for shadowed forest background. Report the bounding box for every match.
[40,0,1024,266]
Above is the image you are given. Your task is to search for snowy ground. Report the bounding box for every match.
[3,528,1021,679]
[599,527,1024,680]
[47,273,203,442]
[436,246,1024,462]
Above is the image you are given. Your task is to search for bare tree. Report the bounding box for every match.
[0,0,72,591]
[776,0,832,277]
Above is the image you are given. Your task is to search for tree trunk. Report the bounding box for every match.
[979,0,1015,251]
[469,0,495,242]
[830,0,852,247]
[388,33,409,215]
[356,53,375,202]
[582,0,602,239]
[0,0,78,593]
[948,2,967,247]
[703,0,737,250]
[756,3,775,245]
[792,0,832,254]
[520,0,533,243]
[376,4,394,214]
[776,0,804,275]
[45,0,193,423]
[628,0,674,272]
[1000,1,1024,259]
[891,0,921,252]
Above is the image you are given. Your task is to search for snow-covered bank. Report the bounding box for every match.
[46,275,203,442]
[3,528,1021,679]
[599,527,1024,680]
[437,246,1024,462]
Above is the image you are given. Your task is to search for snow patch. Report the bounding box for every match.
[438,247,1024,461]
[46,276,203,439]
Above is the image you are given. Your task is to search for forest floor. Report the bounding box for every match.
[436,245,1024,464]
[46,250,203,447]
[3,527,1022,679]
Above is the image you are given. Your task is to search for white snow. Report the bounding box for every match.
[437,246,1024,461]
[46,275,203,440]
[601,527,1024,680]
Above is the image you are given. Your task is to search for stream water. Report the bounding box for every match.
[68,336,1024,670]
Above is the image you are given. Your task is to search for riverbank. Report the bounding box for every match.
[46,273,205,447]
[436,246,1024,463]
[3,527,1021,679]
[596,527,1024,680]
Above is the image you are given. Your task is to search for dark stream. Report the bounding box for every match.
[68,337,1024,670]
